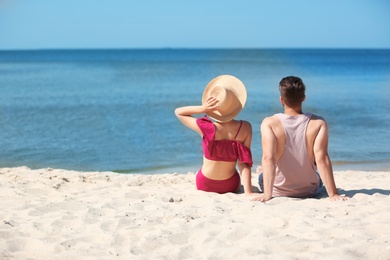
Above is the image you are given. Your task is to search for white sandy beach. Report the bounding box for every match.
[1,167,389,260]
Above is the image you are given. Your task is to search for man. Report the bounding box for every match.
[254,76,348,202]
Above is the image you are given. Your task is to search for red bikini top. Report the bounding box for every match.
[196,116,253,167]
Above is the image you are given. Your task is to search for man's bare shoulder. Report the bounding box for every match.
[310,113,325,120]
[309,113,328,128]
[261,115,283,136]
[261,115,279,126]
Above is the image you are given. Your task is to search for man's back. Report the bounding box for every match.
[266,113,326,165]
[264,113,323,197]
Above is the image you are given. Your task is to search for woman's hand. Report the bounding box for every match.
[250,194,272,202]
[202,96,219,113]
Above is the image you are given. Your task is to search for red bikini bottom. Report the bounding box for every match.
[196,168,240,194]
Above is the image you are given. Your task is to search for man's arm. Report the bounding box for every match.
[314,120,348,201]
[252,117,277,202]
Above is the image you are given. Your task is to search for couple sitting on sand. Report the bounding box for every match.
[175,75,348,202]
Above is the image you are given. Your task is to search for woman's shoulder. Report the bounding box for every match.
[234,120,252,137]
[240,120,252,131]
[196,115,215,138]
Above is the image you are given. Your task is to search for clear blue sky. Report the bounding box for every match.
[1,0,389,50]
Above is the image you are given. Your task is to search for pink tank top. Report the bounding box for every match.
[196,116,253,167]
[273,113,319,197]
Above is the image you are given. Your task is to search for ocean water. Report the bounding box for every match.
[0,49,389,173]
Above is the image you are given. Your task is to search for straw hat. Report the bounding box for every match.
[202,75,247,122]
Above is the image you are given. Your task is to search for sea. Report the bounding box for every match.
[0,49,389,174]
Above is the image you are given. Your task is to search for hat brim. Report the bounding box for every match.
[202,75,247,122]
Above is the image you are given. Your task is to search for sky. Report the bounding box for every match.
[0,0,389,50]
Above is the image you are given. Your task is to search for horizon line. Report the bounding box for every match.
[1,46,390,52]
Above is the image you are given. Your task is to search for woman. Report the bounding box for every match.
[175,75,254,195]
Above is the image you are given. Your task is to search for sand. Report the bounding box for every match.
[0,167,389,260]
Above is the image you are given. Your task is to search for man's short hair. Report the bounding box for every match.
[279,76,306,107]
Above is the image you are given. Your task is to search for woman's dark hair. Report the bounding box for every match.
[279,76,306,107]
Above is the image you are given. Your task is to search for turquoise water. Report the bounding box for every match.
[0,49,389,173]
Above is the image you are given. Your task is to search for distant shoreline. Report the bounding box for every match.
[1,47,390,52]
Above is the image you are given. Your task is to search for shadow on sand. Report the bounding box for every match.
[338,188,390,197]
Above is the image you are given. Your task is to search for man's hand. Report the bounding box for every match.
[250,194,272,203]
[329,194,348,201]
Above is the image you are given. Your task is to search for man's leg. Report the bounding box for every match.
[258,173,264,193]
[314,172,325,197]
